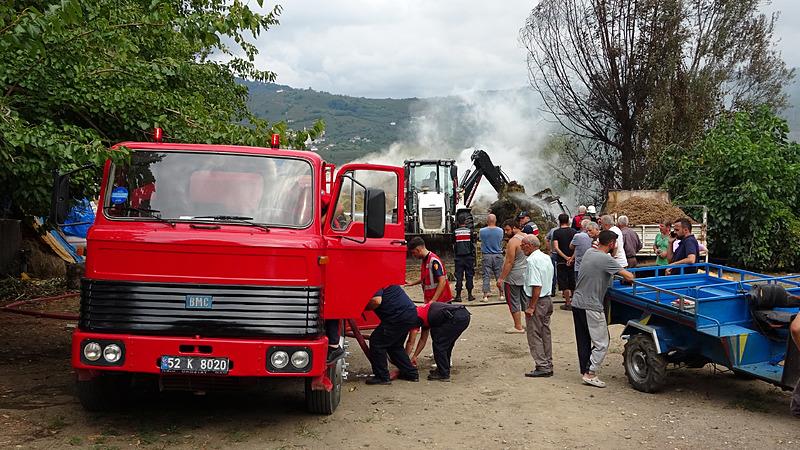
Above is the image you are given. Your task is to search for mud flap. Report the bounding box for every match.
[310,371,334,392]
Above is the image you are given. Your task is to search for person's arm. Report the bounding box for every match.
[635,234,643,253]
[791,314,800,350]
[666,237,675,261]
[617,269,635,283]
[430,275,447,302]
[413,328,430,360]
[554,239,569,261]
[524,285,542,317]
[497,241,516,287]
[405,278,422,287]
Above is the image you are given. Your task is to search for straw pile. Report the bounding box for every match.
[608,196,692,225]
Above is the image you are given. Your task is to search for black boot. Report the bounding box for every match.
[467,290,476,302]
[454,290,462,303]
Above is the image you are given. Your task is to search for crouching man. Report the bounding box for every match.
[363,285,421,385]
[415,301,471,381]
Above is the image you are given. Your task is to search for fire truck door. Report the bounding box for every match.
[323,164,406,319]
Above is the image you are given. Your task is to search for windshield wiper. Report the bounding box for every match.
[191,215,270,231]
[104,205,175,227]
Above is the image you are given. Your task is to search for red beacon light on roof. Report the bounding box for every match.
[153,127,163,143]
[270,133,280,149]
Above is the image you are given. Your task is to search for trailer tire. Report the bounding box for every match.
[76,373,131,412]
[623,334,667,393]
[305,357,343,415]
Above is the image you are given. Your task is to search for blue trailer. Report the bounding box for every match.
[607,263,799,393]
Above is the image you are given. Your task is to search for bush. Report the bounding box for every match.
[663,106,800,271]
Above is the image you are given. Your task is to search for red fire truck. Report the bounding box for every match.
[50,132,405,414]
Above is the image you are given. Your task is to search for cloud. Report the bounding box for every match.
[252,0,535,98]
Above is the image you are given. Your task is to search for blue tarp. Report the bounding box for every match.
[62,199,95,238]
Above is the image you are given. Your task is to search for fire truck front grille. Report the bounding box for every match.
[421,207,443,230]
[80,279,322,337]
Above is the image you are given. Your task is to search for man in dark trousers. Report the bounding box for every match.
[453,217,476,302]
[363,285,421,385]
[415,301,471,381]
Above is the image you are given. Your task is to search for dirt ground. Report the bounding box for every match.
[0,286,798,450]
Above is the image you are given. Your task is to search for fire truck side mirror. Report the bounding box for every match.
[49,163,96,227]
[50,170,71,226]
[365,188,386,239]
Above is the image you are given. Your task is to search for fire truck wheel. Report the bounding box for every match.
[623,334,667,393]
[305,357,343,414]
[77,373,131,411]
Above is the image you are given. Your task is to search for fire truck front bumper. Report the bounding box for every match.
[72,330,329,379]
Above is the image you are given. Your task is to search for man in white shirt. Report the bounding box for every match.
[600,215,627,268]
[520,235,555,378]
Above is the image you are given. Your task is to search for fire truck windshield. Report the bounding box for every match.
[105,150,314,228]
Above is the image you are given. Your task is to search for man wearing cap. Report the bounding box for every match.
[518,211,539,236]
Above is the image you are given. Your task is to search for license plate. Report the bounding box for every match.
[160,356,229,374]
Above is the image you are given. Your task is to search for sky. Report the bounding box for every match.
[252,0,800,99]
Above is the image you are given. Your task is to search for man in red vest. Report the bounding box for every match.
[406,236,453,303]
[405,236,453,364]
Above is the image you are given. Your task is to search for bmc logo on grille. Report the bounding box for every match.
[185,295,213,309]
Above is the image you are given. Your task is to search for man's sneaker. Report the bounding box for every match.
[397,372,419,382]
[427,371,451,382]
[326,346,345,364]
[453,295,462,303]
[365,376,391,385]
[499,295,505,302]
[525,369,554,378]
[467,293,476,302]
[559,304,572,311]
[582,376,606,388]
[481,295,489,303]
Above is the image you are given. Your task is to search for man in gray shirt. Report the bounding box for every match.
[571,230,634,388]
[569,220,599,276]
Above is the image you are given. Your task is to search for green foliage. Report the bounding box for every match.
[0,1,323,220]
[664,107,800,270]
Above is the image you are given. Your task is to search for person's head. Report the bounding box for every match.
[673,218,692,238]
[580,218,591,231]
[428,171,436,179]
[586,221,601,238]
[597,229,619,254]
[658,219,671,234]
[517,211,530,225]
[587,205,597,216]
[487,213,497,226]
[600,214,614,230]
[502,219,519,237]
[458,216,467,227]
[558,213,569,226]
[578,205,587,214]
[617,215,629,228]
[520,235,541,256]
[407,236,428,259]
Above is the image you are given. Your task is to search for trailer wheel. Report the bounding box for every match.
[305,356,344,415]
[76,373,131,411]
[623,334,667,393]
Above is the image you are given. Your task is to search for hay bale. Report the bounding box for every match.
[608,196,693,225]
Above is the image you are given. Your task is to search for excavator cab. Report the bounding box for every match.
[403,160,458,236]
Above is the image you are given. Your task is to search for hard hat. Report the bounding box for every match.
[587,205,597,214]
[517,211,530,219]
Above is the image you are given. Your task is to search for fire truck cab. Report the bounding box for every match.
[51,137,405,414]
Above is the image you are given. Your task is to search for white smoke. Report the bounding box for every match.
[351,88,575,211]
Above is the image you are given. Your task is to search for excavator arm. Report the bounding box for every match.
[458,149,510,208]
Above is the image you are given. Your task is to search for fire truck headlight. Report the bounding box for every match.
[83,342,102,361]
[291,350,310,369]
[102,344,122,363]
[271,350,289,369]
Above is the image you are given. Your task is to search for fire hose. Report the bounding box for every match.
[0,292,80,320]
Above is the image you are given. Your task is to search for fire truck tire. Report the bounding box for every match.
[305,357,343,414]
[76,373,131,411]
[623,334,667,393]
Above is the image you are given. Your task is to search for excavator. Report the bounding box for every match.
[403,149,568,253]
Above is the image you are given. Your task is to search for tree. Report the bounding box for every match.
[520,0,793,196]
[0,0,324,220]
[664,107,800,271]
